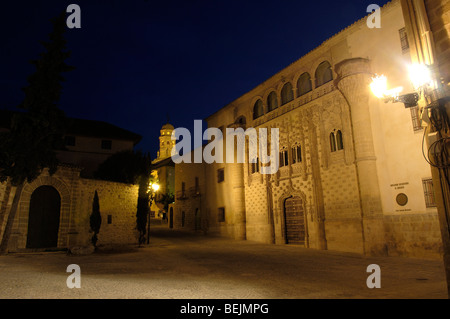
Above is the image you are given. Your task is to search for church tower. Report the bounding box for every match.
[154,123,175,163]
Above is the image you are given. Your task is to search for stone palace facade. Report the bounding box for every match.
[171,0,445,259]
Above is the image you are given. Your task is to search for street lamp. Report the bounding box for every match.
[147,181,160,244]
[370,63,434,108]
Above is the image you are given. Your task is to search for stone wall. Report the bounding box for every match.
[384,212,443,259]
[76,178,139,247]
[0,166,139,252]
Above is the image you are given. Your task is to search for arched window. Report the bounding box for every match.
[315,61,333,87]
[330,130,344,152]
[330,132,336,152]
[336,130,344,150]
[250,157,259,174]
[279,148,289,167]
[253,100,264,120]
[281,82,294,105]
[297,73,312,97]
[267,91,278,112]
[292,144,302,164]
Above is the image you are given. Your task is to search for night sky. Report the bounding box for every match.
[0,0,390,158]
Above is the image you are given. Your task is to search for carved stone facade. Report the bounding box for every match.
[172,0,444,259]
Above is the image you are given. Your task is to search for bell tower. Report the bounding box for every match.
[154,123,175,163]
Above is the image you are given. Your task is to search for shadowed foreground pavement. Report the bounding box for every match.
[0,225,448,299]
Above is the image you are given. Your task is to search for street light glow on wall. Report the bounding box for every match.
[370,74,403,99]
[408,64,434,91]
[370,63,434,108]
[370,74,389,98]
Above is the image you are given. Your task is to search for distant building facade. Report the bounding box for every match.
[0,110,142,177]
[151,123,176,219]
[172,0,447,259]
[57,117,142,177]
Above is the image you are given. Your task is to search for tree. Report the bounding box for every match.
[0,12,74,254]
[94,150,150,184]
[136,175,150,247]
[157,192,175,212]
[90,191,102,249]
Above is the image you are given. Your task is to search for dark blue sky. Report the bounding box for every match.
[0,0,390,158]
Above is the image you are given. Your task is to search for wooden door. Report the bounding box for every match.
[284,196,305,245]
[27,186,61,249]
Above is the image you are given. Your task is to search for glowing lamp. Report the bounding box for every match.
[370,74,417,108]
[370,74,388,98]
[408,64,433,90]
[151,183,160,192]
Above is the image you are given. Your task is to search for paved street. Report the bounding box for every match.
[0,225,448,299]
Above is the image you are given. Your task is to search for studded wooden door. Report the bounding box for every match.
[284,196,305,245]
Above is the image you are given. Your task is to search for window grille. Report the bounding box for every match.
[422,178,437,208]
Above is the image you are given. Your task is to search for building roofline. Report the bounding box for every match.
[0,109,142,145]
[205,0,397,122]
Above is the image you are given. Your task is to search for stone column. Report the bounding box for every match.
[306,113,327,250]
[225,127,247,241]
[334,58,387,256]
[230,162,246,240]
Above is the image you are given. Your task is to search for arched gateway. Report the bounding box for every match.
[26,186,61,249]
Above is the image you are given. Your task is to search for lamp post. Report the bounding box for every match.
[370,64,434,108]
[147,182,160,244]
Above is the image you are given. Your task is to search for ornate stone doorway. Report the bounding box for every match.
[283,196,306,245]
[26,186,61,249]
